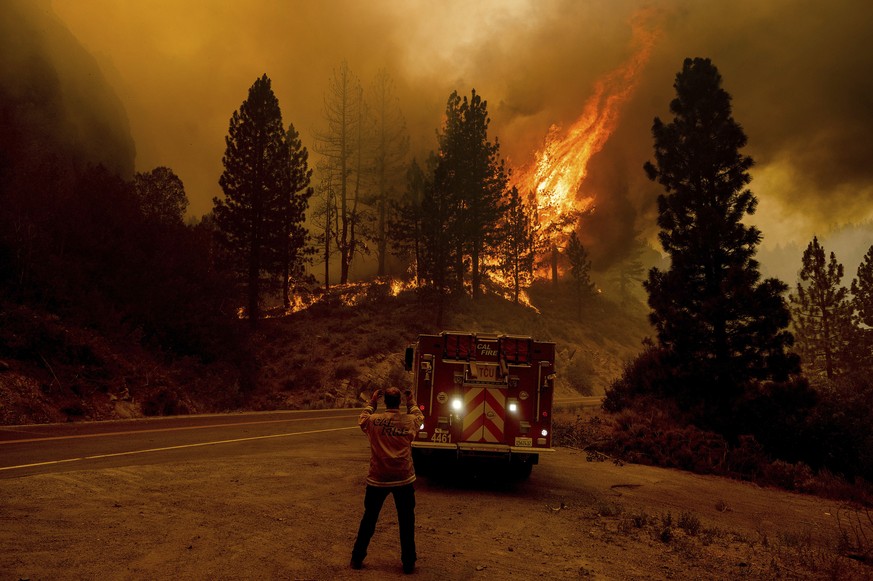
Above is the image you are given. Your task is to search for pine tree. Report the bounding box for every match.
[566,231,595,320]
[214,74,287,326]
[390,157,431,286]
[613,240,646,306]
[435,89,508,298]
[643,58,798,409]
[851,245,873,368]
[852,245,873,328]
[418,153,453,327]
[368,69,409,276]
[311,163,338,293]
[279,123,314,309]
[496,187,537,304]
[133,166,188,226]
[790,236,853,379]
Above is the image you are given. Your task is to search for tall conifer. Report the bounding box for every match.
[790,237,853,379]
[643,58,798,410]
[214,74,287,326]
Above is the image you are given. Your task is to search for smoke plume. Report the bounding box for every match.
[35,0,873,269]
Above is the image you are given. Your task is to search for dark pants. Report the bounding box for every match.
[351,483,416,566]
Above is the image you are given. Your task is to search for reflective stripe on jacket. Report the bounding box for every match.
[359,404,424,487]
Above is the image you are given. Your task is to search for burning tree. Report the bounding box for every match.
[496,187,537,304]
[643,58,798,420]
[566,231,595,320]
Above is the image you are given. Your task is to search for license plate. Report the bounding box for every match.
[515,437,532,447]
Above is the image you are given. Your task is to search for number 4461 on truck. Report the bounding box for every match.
[404,331,556,479]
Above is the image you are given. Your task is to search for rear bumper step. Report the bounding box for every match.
[412,442,554,454]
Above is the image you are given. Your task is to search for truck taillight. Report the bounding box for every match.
[419,404,425,411]
[451,398,463,411]
[541,429,549,437]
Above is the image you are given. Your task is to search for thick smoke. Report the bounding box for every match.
[1,0,135,182]
[46,0,873,268]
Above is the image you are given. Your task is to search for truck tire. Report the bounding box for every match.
[412,448,431,477]
[510,459,533,480]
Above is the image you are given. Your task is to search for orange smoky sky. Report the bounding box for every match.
[48,0,873,259]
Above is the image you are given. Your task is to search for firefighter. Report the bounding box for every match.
[351,386,424,574]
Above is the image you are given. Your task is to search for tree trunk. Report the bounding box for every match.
[471,247,480,299]
[283,257,290,309]
[377,197,387,276]
[823,311,834,379]
[248,246,260,327]
[551,245,559,287]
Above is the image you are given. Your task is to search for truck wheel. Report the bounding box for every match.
[412,449,431,477]
[510,460,533,480]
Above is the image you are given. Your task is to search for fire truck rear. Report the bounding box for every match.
[404,331,556,478]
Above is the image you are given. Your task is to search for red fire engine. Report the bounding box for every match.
[404,331,556,478]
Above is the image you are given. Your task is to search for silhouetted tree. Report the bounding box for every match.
[133,167,188,226]
[315,61,369,284]
[790,237,853,379]
[390,157,432,286]
[852,245,873,328]
[367,69,409,276]
[279,123,314,309]
[435,89,508,298]
[566,231,594,320]
[311,164,338,292]
[214,74,287,326]
[419,155,454,326]
[537,205,583,287]
[643,58,798,417]
[851,245,873,367]
[496,187,537,304]
[613,240,646,305]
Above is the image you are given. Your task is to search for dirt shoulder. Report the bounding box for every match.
[1,429,869,580]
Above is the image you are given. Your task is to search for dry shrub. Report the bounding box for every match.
[333,362,359,381]
[563,353,595,395]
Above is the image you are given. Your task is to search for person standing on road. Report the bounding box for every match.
[351,387,424,574]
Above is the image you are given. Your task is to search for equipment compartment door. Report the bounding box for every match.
[461,387,507,443]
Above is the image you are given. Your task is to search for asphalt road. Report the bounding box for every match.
[0,399,600,479]
[2,406,866,579]
[0,409,361,479]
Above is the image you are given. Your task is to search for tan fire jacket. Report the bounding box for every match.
[359,400,425,487]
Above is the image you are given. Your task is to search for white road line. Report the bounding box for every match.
[0,425,358,472]
[0,413,359,445]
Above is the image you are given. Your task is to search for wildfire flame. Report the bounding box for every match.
[511,9,662,243]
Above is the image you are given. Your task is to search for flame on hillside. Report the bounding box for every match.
[511,9,661,249]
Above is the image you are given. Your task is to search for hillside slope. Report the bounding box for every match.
[1,281,652,424]
[247,281,652,411]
